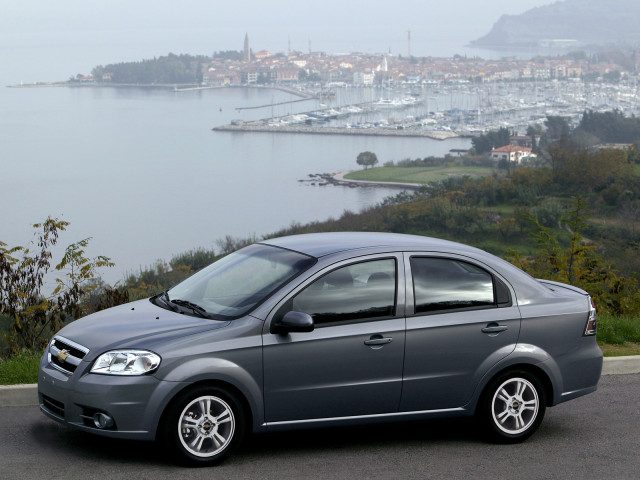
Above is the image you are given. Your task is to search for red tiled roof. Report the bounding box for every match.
[492,145,531,153]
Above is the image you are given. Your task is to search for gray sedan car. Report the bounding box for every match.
[38,232,602,465]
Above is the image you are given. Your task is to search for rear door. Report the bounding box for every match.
[400,253,521,411]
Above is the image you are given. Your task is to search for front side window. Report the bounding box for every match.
[411,257,495,314]
[165,244,316,319]
[290,258,397,324]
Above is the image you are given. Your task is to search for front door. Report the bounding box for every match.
[263,256,405,423]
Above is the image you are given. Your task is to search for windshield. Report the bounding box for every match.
[165,244,316,319]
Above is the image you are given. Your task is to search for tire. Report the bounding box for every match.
[477,370,546,443]
[162,386,246,466]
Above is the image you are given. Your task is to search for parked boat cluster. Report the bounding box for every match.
[218,79,640,137]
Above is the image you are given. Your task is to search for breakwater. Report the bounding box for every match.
[213,123,459,140]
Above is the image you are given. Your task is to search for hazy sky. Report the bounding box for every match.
[1,0,555,82]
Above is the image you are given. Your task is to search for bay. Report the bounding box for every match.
[0,85,470,284]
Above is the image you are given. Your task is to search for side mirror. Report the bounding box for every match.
[270,311,314,335]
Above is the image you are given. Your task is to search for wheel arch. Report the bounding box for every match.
[155,379,255,442]
[474,363,555,415]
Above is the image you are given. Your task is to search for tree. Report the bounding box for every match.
[89,54,211,84]
[212,50,242,61]
[526,124,545,153]
[508,196,640,315]
[356,151,378,169]
[575,110,640,145]
[544,116,571,142]
[196,62,203,84]
[548,144,629,192]
[0,218,113,354]
[471,127,511,155]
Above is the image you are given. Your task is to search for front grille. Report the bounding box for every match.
[42,394,65,418]
[48,336,89,375]
[52,338,87,359]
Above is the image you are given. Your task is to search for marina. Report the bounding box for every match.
[214,79,640,138]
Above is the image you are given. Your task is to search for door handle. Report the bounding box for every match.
[364,336,393,346]
[481,324,508,334]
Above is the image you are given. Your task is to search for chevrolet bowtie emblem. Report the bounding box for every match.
[56,349,69,363]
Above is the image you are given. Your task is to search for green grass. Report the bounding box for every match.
[0,351,41,385]
[599,342,640,357]
[345,165,494,184]
[596,313,640,345]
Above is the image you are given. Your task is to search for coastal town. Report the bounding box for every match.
[72,35,640,141]
[207,39,640,141]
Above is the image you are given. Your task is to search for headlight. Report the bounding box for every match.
[90,350,161,375]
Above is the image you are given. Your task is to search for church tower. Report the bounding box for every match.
[243,33,250,62]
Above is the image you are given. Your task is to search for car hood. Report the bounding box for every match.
[55,299,229,360]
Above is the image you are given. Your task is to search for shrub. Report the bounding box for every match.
[0,218,113,354]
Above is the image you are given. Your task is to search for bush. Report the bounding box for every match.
[531,200,563,227]
[0,218,113,354]
[170,248,218,271]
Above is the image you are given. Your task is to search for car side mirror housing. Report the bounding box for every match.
[270,311,314,335]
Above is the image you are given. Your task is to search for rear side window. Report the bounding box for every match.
[290,258,397,324]
[411,257,495,314]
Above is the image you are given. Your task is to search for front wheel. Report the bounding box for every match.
[478,371,546,443]
[162,386,245,466]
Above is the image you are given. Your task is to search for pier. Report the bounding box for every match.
[213,123,459,140]
[235,97,314,111]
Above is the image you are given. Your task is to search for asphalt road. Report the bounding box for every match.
[2,374,639,480]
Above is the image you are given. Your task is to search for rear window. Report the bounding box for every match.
[411,257,495,313]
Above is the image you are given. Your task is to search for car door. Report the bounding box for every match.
[400,253,521,412]
[262,255,406,423]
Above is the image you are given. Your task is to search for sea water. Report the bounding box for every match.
[0,85,470,283]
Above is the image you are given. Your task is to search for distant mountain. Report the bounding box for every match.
[472,0,640,48]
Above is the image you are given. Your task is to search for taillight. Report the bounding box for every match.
[584,297,597,336]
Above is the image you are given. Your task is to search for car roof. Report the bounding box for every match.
[261,232,479,258]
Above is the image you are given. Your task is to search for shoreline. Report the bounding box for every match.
[299,172,423,190]
[331,171,423,189]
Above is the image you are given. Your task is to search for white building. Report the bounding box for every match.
[490,145,536,164]
[353,71,375,85]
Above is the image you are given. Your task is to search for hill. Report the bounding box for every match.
[472,0,640,48]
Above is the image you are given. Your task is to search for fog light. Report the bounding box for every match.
[93,412,114,429]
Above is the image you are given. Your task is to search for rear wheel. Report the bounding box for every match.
[163,386,245,466]
[478,370,546,443]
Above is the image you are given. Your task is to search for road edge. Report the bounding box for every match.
[2,356,639,408]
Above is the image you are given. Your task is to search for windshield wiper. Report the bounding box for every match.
[153,290,181,313]
[169,298,210,318]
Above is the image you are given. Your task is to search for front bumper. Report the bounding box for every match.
[38,354,187,440]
